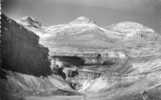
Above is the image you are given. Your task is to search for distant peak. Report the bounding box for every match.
[70,16,95,24]
[21,16,42,28]
[114,21,144,29]
[111,21,154,33]
[21,16,37,24]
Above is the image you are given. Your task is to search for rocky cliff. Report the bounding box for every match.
[1,14,52,76]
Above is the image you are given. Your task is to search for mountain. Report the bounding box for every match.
[19,16,161,58]
[19,16,120,55]
[20,16,42,28]
[2,15,161,100]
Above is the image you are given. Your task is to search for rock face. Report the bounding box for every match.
[1,14,52,76]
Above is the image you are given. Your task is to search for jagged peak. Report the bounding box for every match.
[21,16,42,28]
[70,16,95,24]
[45,16,98,34]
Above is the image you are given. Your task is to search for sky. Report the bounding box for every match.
[2,0,161,33]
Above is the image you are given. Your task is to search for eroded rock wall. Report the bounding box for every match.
[1,14,52,76]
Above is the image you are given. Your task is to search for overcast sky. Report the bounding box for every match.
[3,0,161,32]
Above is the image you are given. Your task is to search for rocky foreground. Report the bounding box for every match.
[1,15,161,100]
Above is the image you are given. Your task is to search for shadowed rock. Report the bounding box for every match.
[1,14,52,76]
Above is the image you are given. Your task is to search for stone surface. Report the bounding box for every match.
[1,14,52,76]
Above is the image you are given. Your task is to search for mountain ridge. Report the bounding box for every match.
[18,16,161,58]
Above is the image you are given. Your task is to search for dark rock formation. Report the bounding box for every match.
[1,14,52,76]
[52,56,85,66]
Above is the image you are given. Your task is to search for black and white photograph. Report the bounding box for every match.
[1,0,161,100]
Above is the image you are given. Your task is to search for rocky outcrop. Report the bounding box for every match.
[1,14,52,76]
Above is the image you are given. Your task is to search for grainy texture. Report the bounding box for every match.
[1,15,161,100]
[1,14,52,76]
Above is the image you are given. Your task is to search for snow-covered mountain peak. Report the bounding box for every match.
[111,21,154,33]
[70,16,95,24]
[44,16,98,38]
[107,21,156,39]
